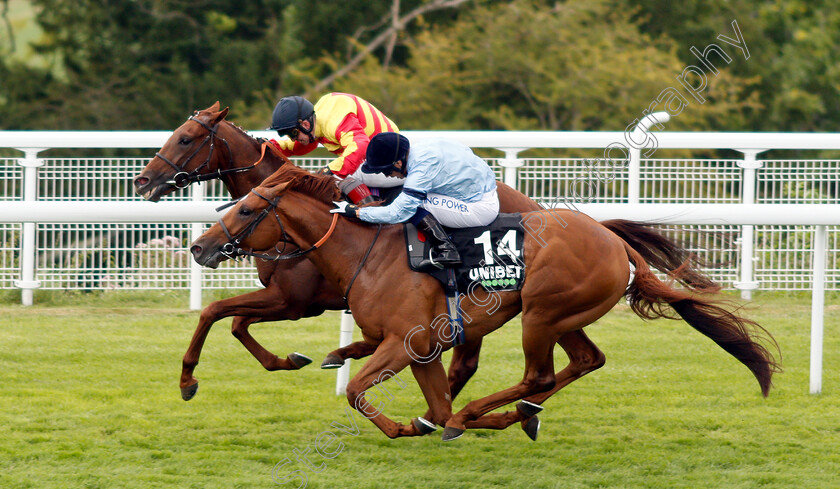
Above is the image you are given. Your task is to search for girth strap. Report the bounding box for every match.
[343,224,383,303]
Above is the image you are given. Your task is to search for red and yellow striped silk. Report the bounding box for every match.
[271,92,399,177]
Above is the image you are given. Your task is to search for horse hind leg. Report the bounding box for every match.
[463,330,605,440]
[447,273,624,441]
[523,329,606,403]
[444,319,559,441]
[446,339,483,400]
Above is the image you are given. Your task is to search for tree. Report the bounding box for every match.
[335,0,759,132]
[0,0,471,130]
[627,0,840,131]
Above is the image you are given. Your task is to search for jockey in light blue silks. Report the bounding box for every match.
[331,132,499,271]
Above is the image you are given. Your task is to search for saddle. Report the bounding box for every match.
[403,213,526,293]
[343,182,526,293]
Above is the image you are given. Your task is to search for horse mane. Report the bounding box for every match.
[261,165,340,203]
[216,117,294,167]
[194,104,330,197]
[192,105,269,149]
[289,174,341,202]
[222,120,256,140]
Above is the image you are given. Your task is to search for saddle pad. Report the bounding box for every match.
[404,213,526,292]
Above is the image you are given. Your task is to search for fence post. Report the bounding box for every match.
[734,149,765,300]
[627,112,670,203]
[13,148,46,306]
[496,148,524,190]
[189,183,205,310]
[335,310,355,396]
[810,224,828,394]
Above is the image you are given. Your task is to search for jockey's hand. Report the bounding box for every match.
[317,166,334,176]
[331,201,360,218]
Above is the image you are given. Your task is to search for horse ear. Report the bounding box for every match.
[207,101,221,112]
[209,106,229,126]
[267,181,291,198]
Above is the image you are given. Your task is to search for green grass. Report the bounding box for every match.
[0,291,839,488]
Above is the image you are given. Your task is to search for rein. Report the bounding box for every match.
[343,224,383,302]
[158,115,255,188]
[219,189,339,262]
[218,185,381,306]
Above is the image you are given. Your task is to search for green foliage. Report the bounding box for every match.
[1,0,839,133]
[629,0,840,131]
[0,0,464,130]
[336,0,759,131]
[1,0,292,129]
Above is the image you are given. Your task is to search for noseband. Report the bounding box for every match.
[218,189,339,261]
[156,114,245,188]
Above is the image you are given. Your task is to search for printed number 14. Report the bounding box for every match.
[474,230,520,265]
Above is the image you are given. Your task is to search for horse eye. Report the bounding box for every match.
[239,207,252,217]
[179,137,191,145]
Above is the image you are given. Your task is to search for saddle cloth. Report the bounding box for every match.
[403,213,526,292]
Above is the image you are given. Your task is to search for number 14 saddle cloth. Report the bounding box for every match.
[403,213,526,293]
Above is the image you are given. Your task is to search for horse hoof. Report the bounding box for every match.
[412,417,437,435]
[522,415,540,441]
[181,382,198,401]
[441,426,465,442]
[288,352,313,369]
[320,353,345,369]
[516,400,544,418]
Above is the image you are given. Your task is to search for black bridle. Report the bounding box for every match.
[217,189,331,262]
[216,187,382,303]
[157,114,254,188]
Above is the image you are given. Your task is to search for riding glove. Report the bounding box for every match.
[331,201,360,218]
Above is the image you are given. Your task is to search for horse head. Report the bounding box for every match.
[187,152,329,270]
[133,102,232,201]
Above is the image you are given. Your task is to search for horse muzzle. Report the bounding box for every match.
[190,242,226,269]
[133,173,176,202]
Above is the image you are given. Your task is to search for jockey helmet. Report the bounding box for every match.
[269,96,314,137]
[362,132,410,174]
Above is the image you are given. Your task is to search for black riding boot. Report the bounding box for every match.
[416,214,461,270]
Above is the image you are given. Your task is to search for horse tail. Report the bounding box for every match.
[621,240,781,397]
[601,219,719,292]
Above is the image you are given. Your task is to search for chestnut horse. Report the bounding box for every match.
[132,103,554,407]
[134,103,731,437]
[190,167,780,440]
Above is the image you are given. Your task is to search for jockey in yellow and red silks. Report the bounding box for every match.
[268,93,404,196]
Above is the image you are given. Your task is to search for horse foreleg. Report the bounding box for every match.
[344,336,429,439]
[231,314,312,371]
[321,341,378,369]
[411,358,452,431]
[180,304,219,400]
[179,284,310,401]
[419,338,482,421]
[448,339,483,399]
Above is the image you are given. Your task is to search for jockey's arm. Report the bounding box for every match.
[269,138,319,157]
[327,114,371,178]
[357,190,423,224]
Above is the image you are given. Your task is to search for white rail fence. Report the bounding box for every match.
[1,127,839,393]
